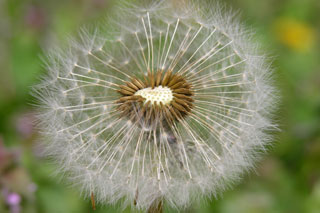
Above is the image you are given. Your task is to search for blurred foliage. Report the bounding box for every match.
[0,0,319,212]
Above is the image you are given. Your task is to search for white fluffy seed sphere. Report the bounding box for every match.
[33,0,277,210]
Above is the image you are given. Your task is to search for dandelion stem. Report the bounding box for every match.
[147,198,163,213]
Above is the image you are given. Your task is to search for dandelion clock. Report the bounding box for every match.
[33,0,277,212]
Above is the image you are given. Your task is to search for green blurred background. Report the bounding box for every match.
[0,0,319,212]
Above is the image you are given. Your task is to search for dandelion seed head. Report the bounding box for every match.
[33,0,277,210]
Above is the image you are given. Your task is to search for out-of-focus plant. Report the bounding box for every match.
[0,138,37,213]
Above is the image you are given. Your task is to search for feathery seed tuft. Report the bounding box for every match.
[33,0,277,211]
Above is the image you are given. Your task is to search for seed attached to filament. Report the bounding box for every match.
[116,70,194,124]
